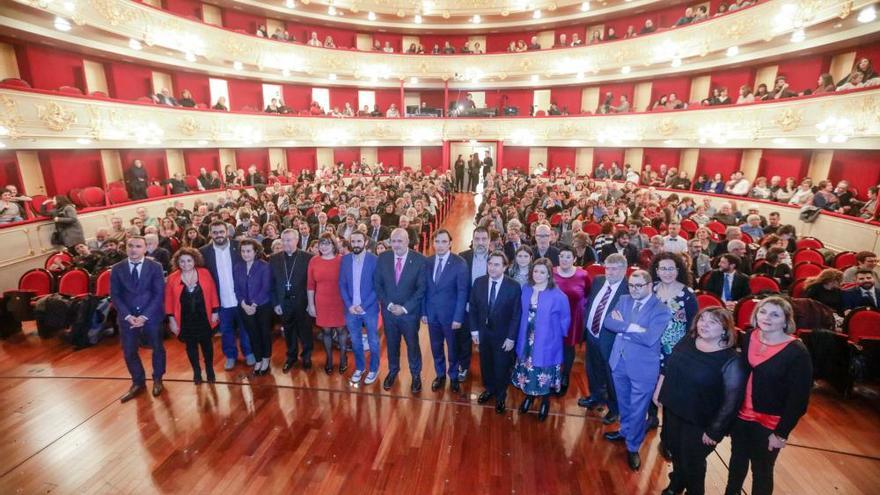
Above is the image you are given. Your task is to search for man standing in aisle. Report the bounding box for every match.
[374,228,427,394]
[201,221,255,370]
[111,236,166,402]
[270,229,314,372]
[458,227,491,383]
[423,229,469,393]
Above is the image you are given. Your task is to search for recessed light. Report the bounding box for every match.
[533,10,542,19]
[76,138,92,145]
[54,17,72,32]
[531,74,539,82]
[414,14,422,24]
[472,15,481,24]
[790,29,805,42]
[184,52,196,62]
[367,11,376,21]
[726,46,739,57]
[285,0,295,8]
[329,73,337,80]
[129,39,142,50]
[858,6,876,23]
[671,57,682,68]
[233,61,243,70]
[621,66,631,74]
[410,77,418,84]
[581,2,590,12]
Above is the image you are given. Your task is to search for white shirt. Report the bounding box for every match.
[433,254,448,281]
[488,276,504,305]
[214,243,237,308]
[471,252,488,285]
[351,252,365,307]
[663,235,688,254]
[127,258,144,278]
[586,279,623,336]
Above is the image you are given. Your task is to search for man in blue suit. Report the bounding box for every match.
[374,228,427,394]
[200,221,254,370]
[842,270,880,311]
[577,253,629,425]
[604,269,672,471]
[469,251,522,413]
[339,231,381,386]
[422,229,469,393]
[110,236,167,402]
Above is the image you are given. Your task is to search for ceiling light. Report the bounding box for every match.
[790,28,805,42]
[197,139,209,145]
[671,57,682,68]
[533,9,542,19]
[367,11,376,21]
[76,138,92,145]
[422,1,435,14]
[858,6,876,23]
[472,15,481,23]
[62,1,76,12]
[621,66,631,74]
[531,74,539,82]
[576,72,585,80]
[233,61,243,70]
[54,16,72,32]
[726,46,739,57]
[285,0,295,8]
[414,14,422,24]
[581,2,590,12]
[410,77,418,84]
[129,39,142,50]
[184,52,196,62]
[328,73,337,80]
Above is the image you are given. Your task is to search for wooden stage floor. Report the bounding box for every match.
[1,194,879,494]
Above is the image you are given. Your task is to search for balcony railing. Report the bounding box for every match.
[3,0,874,87]
[1,86,878,149]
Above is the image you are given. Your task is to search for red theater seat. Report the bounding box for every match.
[184,175,199,189]
[749,275,781,294]
[696,291,724,309]
[1,78,31,88]
[834,251,858,270]
[80,187,106,207]
[793,249,825,266]
[794,263,823,281]
[586,264,605,278]
[582,223,601,237]
[57,269,90,297]
[146,185,167,198]
[45,251,73,271]
[796,237,824,250]
[93,269,111,298]
[57,85,83,95]
[107,187,130,205]
[734,297,761,331]
[16,268,54,296]
[844,307,880,343]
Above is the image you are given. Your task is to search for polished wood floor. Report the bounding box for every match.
[1,194,879,494]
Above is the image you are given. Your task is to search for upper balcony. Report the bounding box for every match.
[1,85,877,150]
[2,0,877,88]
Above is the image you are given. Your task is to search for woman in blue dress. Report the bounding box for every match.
[511,258,572,422]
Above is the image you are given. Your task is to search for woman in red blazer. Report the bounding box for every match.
[165,247,220,384]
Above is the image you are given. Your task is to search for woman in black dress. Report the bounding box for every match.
[165,248,220,384]
[655,307,746,495]
[803,268,844,313]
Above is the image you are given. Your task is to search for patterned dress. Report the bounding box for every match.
[511,303,562,395]
[655,283,699,358]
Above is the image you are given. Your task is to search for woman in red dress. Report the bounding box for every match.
[553,245,591,396]
[307,232,348,374]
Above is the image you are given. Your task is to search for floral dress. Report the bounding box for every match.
[655,283,699,359]
[511,303,562,395]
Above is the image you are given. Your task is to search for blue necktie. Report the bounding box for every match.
[722,274,732,301]
[489,280,498,309]
[130,262,141,283]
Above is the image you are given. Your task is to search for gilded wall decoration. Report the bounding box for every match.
[36,102,77,132]
[655,118,678,137]
[772,108,804,132]
[0,95,24,140]
[89,0,137,26]
[179,116,200,136]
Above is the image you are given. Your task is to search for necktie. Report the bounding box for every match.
[722,273,732,301]
[395,257,403,284]
[130,261,141,283]
[632,300,642,315]
[590,285,613,337]
[373,227,379,241]
[489,280,498,309]
[434,257,444,282]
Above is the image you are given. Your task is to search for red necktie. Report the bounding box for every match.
[395,257,403,284]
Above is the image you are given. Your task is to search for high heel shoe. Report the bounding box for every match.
[324,362,334,375]
[538,397,550,421]
[339,357,348,374]
[519,396,534,414]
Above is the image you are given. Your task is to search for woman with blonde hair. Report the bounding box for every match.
[725,296,812,495]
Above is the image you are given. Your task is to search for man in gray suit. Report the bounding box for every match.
[373,228,427,394]
[603,269,672,471]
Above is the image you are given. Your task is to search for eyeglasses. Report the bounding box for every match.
[657,266,678,272]
[628,282,649,289]
[535,234,550,238]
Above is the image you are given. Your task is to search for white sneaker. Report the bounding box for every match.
[364,371,378,384]
[351,370,364,384]
[224,358,236,370]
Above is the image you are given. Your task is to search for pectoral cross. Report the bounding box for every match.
[285,281,292,291]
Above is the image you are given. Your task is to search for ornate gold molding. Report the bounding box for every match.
[36,101,77,131]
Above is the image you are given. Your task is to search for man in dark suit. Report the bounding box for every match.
[600,230,640,266]
[367,214,390,244]
[705,254,751,305]
[297,221,312,251]
[373,228,427,394]
[340,231,381,385]
[422,229,470,393]
[144,233,170,274]
[578,253,629,425]
[503,229,525,263]
[458,227,491,383]
[111,236,167,402]
[482,151,494,180]
[124,160,148,200]
[469,251,522,413]
[311,212,333,238]
[603,270,672,471]
[533,224,560,266]
[200,221,254,370]
[842,270,880,311]
[269,228,314,372]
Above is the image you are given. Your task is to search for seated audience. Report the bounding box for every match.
[803,268,844,313]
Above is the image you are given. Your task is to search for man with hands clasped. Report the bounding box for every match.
[339,231,381,385]
[469,251,522,414]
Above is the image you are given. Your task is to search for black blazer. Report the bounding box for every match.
[468,275,522,342]
[842,286,880,311]
[533,245,560,266]
[583,276,628,340]
[599,243,639,266]
[146,247,171,273]
[200,241,242,298]
[373,250,426,318]
[705,270,751,301]
[268,250,313,309]
[367,224,390,243]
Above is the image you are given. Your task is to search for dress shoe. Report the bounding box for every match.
[339,359,348,374]
[602,411,619,425]
[577,396,600,409]
[659,442,673,461]
[365,371,378,384]
[224,358,236,371]
[661,486,683,495]
[495,400,506,414]
[538,399,550,422]
[193,374,202,385]
[646,415,661,430]
[152,381,163,397]
[450,380,461,393]
[411,377,422,394]
[627,451,641,471]
[604,431,625,442]
[324,363,334,375]
[477,391,493,404]
[383,373,398,390]
[519,396,534,414]
[119,385,144,403]
[282,359,296,373]
[206,373,216,384]
[432,376,446,392]
[302,360,312,370]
